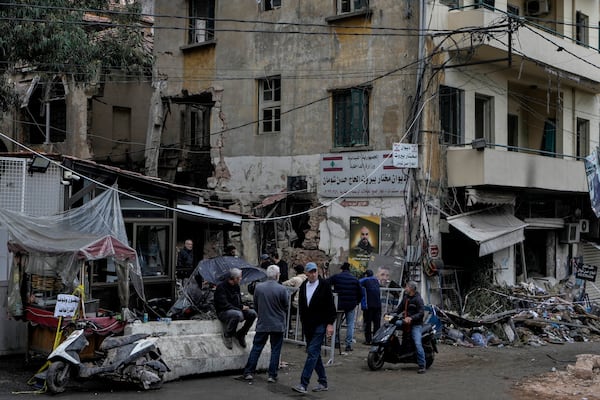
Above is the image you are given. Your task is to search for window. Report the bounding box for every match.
[542,119,556,157]
[577,118,589,157]
[439,85,464,145]
[263,0,281,11]
[333,87,369,147]
[576,11,589,47]
[182,104,210,147]
[259,76,281,134]
[475,94,494,143]
[440,0,459,8]
[189,0,215,44]
[337,0,368,14]
[126,223,171,277]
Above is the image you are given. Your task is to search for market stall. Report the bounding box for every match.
[3,188,145,358]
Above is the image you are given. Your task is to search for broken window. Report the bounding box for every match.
[25,81,67,145]
[258,76,281,134]
[181,104,211,147]
[189,0,215,44]
[439,85,463,145]
[262,0,281,11]
[333,87,369,148]
[337,0,368,14]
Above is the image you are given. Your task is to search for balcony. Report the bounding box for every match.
[446,8,600,92]
[446,147,588,193]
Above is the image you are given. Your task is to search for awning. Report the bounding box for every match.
[447,207,528,256]
[177,204,243,224]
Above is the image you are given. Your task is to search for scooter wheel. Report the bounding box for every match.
[367,350,385,371]
[46,361,71,393]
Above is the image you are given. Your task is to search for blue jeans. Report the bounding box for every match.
[300,324,327,388]
[344,309,356,348]
[218,309,257,337]
[243,331,284,378]
[411,324,426,369]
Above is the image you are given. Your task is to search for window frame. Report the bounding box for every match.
[576,117,590,157]
[258,76,282,135]
[474,93,494,143]
[332,86,370,148]
[181,104,211,147]
[337,0,369,15]
[188,0,215,45]
[262,0,281,11]
[439,85,464,145]
[576,11,589,47]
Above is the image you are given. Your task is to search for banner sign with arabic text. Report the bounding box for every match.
[320,150,408,197]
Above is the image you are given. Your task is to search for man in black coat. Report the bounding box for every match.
[214,268,257,349]
[328,262,362,352]
[292,262,336,394]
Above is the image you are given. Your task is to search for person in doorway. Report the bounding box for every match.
[214,268,257,350]
[176,239,194,279]
[328,262,362,352]
[271,252,289,282]
[394,280,426,373]
[359,269,381,345]
[292,262,337,394]
[242,265,289,383]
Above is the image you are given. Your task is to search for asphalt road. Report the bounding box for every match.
[1,340,598,400]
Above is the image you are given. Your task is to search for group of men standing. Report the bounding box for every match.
[213,258,427,394]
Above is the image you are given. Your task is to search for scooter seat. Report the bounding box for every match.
[100,333,150,350]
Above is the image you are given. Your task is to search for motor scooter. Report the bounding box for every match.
[367,313,437,371]
[45,321,169,393]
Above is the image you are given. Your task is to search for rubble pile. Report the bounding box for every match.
[435,284,600,348]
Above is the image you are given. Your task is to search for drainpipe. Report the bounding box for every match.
[45,102,51,144]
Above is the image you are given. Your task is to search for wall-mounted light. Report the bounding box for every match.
[28,156,51,174]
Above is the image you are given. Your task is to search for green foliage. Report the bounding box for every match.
[0,0,152,110]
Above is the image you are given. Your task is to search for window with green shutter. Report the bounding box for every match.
[333,87,369,147]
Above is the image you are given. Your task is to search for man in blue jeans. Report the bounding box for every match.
[328,262,362,352]
[242,265,289,382]
[395,280,426,373]
[292,262,337,394]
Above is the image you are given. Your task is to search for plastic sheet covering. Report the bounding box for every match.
[3,188,145,316]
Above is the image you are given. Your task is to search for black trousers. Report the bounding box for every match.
[362,308,382,343]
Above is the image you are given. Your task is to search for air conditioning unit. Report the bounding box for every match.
[580,219,590,234]
[525,0,549,16]
[560,223,580,243]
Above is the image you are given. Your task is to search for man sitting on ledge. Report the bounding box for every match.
[214,268,257,349]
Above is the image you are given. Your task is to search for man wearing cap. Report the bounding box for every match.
[259,253,271,269]
[328,262,362,352]
[292,262,337,394]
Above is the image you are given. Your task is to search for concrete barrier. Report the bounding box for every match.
[125,319,270,382]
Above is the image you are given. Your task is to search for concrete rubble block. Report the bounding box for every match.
[566,354,600,380]
[125,319,270,382]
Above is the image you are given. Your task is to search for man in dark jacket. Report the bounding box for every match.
[176,239,194,279]
[243,265,289,382]
[214,268,257,349]
[328,262,362,352]
[270,252,289,283]
[359,269,381,345]
[394,280,426,373]
[292,262,336,394]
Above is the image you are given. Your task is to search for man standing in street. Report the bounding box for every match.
[395,280,426,373]
[328,262,362,352]
[176,239,194,279]
[359,269,381,345]
[242,265,289,383]
[214,268,257,349]
[292,262,337,394]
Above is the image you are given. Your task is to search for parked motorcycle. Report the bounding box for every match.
[367,313,438,371]
[45,321,169,393]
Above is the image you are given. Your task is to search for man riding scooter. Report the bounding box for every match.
[394,280,426,374]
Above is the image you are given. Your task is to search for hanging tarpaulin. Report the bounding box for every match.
[584,149,600,218]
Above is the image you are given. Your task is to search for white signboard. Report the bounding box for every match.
[392,143,418,168]
[54,294,80,318]
[320,150,408,198]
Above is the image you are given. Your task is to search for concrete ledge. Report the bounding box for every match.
[125,319,270,382]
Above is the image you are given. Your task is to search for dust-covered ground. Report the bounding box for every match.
[0,340,598,399]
